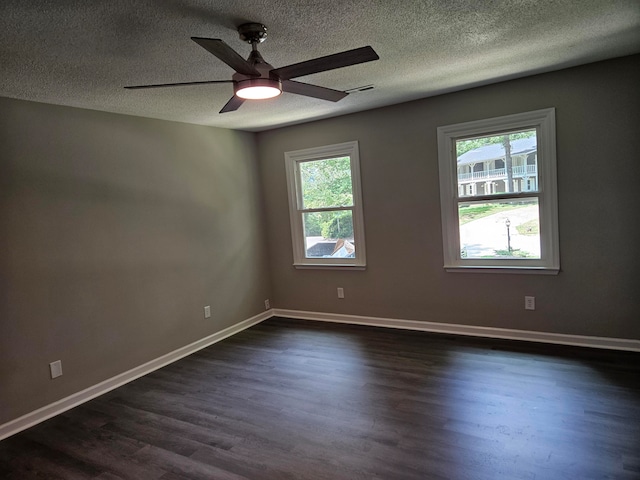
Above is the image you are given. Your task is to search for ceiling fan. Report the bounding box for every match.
[125,23,379,113]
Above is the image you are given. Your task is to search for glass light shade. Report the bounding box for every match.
[235,78,282,99]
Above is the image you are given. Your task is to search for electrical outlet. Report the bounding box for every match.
[50,360,63,379]
[204,305,211,318]
[337,287,345,299]
[264,299,270,310]
[525,296,535,310]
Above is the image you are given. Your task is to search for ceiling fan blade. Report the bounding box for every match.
[271,46,379,81]
[125,80,233,90]
[282,80,348,102]
[191,37,261,76]
[219,96,245,113]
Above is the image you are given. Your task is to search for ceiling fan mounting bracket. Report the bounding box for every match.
[238,23,268,44]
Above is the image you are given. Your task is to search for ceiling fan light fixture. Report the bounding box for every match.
[126,24,379,113]
[235,78,282,99]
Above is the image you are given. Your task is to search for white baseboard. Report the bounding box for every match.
[273,309,640,352]
[3,308,637,441]
[0,310,272,441]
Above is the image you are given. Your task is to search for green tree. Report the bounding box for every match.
[322,212,353,239]
[303,212,324,236]
[300,156,354,239]
[300,157,353,209]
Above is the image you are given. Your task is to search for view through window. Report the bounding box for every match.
[299,156,355,258]
[456,130,540,259]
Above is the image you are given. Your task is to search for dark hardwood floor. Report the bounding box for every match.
[1,317,639,479]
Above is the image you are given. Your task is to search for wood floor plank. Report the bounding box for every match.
[0,435,101,480]
[20,420,167,480]
[1,317,638,479]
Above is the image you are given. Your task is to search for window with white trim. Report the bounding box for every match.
[285,141,366,268]
[437,108,559,274]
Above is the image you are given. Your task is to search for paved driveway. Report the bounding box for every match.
[460,205,540,258]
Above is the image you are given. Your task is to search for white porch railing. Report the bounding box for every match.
[458,165,537,182]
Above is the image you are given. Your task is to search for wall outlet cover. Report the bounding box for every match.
[49,360,63,379]
[525,296,536,310]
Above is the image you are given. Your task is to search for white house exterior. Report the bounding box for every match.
[457,137,537,196]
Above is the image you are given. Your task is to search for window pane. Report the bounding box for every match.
[459,198,540,259]
[300,156,353,209]
[303,210,355,258]
[456,130,537,198]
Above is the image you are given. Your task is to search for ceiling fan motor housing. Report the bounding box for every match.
[238,23,268,44]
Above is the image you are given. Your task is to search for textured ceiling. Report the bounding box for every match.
[1,0,639,131]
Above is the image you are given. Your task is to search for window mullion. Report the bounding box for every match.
[299,206,354,214]
[294,162,305,210]
[456,191,541,204]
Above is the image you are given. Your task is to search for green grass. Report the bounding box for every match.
[516,219,539,235]
[493,248,534,258]
[459,203,529,225]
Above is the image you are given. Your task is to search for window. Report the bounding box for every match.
[437,108,559,274]
[285,141,366,268]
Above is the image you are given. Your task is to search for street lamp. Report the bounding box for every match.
[505,218,512,253]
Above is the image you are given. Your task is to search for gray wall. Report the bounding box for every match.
[258,54,640,340]
[0,98,271,424]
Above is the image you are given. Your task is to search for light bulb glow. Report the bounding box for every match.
[235,78,282,100]
[237,85,281,99]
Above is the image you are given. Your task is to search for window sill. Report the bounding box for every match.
[444,266,559,275]
[294,263,366,271]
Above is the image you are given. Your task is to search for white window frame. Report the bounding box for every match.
[285,141,366,269]
[437,108,559,274]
